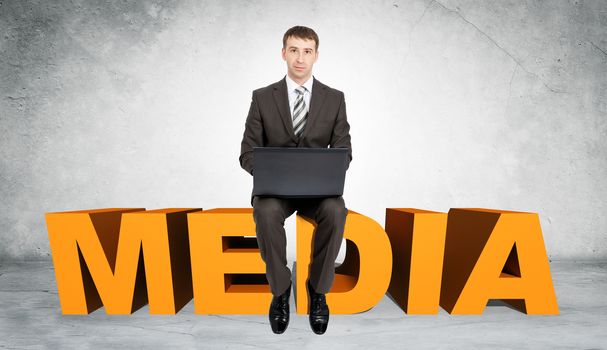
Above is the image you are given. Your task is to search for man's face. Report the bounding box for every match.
[281,36,318,83]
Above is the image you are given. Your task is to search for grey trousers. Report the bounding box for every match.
[252,195,347,296]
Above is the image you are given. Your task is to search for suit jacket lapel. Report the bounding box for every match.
[302,77,327,139]
[272,77,297,143]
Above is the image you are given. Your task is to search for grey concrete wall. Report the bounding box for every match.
[1,0,605,261]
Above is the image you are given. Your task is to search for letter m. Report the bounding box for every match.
[45,208,199,314]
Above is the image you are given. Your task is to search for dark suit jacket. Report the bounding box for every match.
[239,76,352,177]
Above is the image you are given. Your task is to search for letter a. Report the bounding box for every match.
[440,209,559,315]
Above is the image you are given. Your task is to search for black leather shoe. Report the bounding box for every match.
[269,283,291,334]
[307,281,329,335]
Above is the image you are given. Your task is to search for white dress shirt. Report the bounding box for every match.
[285,74,313,121]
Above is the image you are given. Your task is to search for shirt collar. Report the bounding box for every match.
[285,74,314,94]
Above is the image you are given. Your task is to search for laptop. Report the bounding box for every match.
[252,147,349,198]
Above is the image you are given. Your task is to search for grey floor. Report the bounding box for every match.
[0,261,605,349]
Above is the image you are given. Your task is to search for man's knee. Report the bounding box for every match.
[316,197,347,223]
[253,197,287,224]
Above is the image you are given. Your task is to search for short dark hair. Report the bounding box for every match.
[282,26,319,51]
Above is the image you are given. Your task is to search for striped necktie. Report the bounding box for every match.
[292,86,308,137]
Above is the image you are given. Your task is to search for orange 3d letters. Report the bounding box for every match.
[45,207,559,315]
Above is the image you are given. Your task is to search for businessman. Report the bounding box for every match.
[239,26,352,335]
